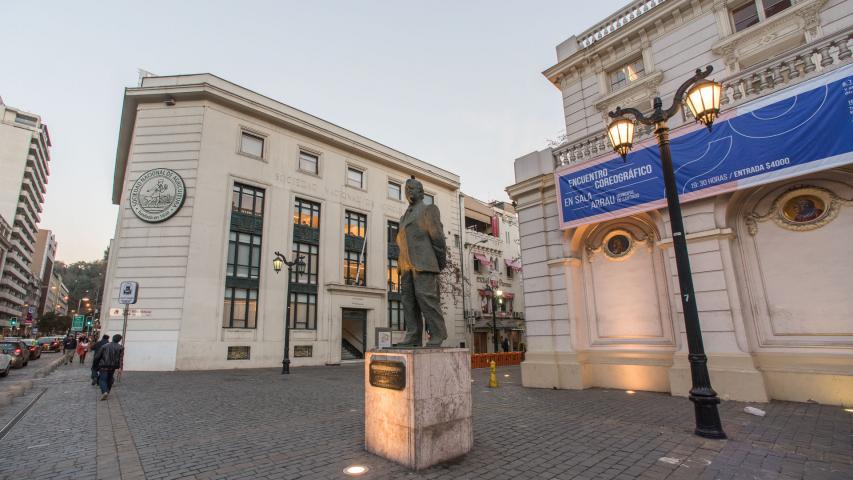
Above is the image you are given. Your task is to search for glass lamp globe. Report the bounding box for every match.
[685,79,722,129]
[607,118,635,160]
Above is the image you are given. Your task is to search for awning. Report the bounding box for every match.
[473,253,491,265]
[505,259,522,271]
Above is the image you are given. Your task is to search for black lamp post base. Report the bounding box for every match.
[689,394,727,439]
[281,358,290,375]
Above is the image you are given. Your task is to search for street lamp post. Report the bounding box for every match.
[273,251,305,375]
[606,66,725,439]
[484,284,503,353]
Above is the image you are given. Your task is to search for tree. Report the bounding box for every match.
[57,254,107,317]
[37,312,71,336]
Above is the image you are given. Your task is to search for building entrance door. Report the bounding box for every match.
[341,308,367,360]
[474,332,488,354]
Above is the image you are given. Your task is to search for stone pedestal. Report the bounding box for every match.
[364,347,472,470]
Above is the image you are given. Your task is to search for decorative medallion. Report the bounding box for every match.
[603,231,634,259]
[129,168,186,223]
[745,185,853,235]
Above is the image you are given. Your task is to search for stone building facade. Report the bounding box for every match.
[461,196,526,353]
[508,0,853,405]
[102,74,464,371]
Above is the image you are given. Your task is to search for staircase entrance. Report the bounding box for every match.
[341,308,367,361]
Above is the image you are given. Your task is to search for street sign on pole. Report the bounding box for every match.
[119,281,139,305]
[72,315,84,331]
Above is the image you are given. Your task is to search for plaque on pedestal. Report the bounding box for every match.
[364,347,472,470]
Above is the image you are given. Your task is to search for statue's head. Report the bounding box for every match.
[405,176,424,205]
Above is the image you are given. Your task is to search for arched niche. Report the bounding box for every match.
[730,169,853,349]
[577,215,675,348]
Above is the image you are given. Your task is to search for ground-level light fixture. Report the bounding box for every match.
[343,465,369,476]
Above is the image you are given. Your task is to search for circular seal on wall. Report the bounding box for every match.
[129,168,186,223]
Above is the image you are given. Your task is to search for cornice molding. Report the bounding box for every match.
[544,0,707,85]
[711,0,827,72]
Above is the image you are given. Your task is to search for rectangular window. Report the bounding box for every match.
[454,234,461,249]
[344,250,367,286]
[289,292,317,329]
[387,221,399,244]
[290,243,319,285]
[387,258,400,293]
[423,194,434,205]
[226,231,262,279]
[473,257,480,273]
[389,299,405,331]
[299,151,319,174]
[387,181,402,200]
[293,198,321,228]
[763,0,790,18]
[609,58,645,91]
[506,264,513,279]
[347,166,364,189]
[732,2,759,32]
[240,131,264,158]
[345,211,367,238]
[232,183,265,217]
[223,287,258,328]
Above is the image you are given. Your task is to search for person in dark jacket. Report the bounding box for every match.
[90,335,110,386]
[93,334,124,400]
[62,335,77,365]
[501,336,510,353]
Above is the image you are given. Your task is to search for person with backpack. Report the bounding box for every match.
[89,335,110,386]
[93,334,124,400]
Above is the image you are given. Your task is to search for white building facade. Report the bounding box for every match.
[102,74,465,371]
[461,196,526,353]
[0,100,52,332]
[508,0,853,405]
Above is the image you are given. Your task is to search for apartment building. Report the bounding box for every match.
[461,195,525,353]
[0,99,52,332]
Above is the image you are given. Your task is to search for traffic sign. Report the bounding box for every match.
[119,281,139,305]
[72,314,85,331]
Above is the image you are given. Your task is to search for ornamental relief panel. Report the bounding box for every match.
[744,185,853,235]
[580,219,675,347]
[735,177,853,348]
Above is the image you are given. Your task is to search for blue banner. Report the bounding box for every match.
[555,65,853,229]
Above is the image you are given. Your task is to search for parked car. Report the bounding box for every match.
[20,339,41,360]
[0,340,30,368]
[0,353,11,377]
[37,336,63,353]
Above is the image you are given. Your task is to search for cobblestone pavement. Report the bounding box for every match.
[1,363,851,480]
[0,362,97,479]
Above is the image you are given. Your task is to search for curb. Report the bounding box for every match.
[0,355,64,404]
[33,354,66,379]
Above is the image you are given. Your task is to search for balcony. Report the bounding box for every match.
[552,27,853,169]
[465,229,503,252]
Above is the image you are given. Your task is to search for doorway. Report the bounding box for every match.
[341,308,367,360]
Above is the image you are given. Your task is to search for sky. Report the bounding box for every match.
[0,0,625,263]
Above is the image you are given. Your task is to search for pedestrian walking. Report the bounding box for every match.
[93,334,124,400]
[77,336,90,364]
[62,334,77,365]
[501,336,510,353]
[90,335,110,386]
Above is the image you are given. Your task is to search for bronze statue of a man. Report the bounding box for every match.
[395,177,447,347]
